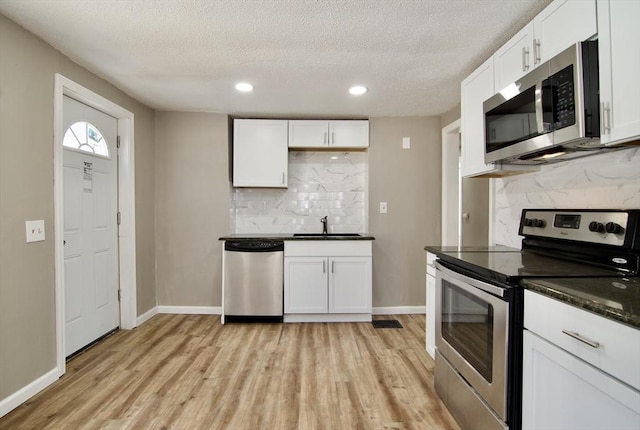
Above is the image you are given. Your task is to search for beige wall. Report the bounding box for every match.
[440,103,461,128]
[155,112,230,306]
[368,117,442,307]
[0,15,156,400]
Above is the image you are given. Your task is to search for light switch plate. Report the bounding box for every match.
[26,220,45,243]
[380,202,388,214]
[402,137,410,149]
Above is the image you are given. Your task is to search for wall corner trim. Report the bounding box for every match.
[0,368,59,418]
[136,306,159,326]
[372,306,426,315]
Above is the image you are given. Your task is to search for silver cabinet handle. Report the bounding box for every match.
[602,102,611,134]
[323,260,326,273]
[324,131,328,145]
[282,172,286,185]
[522,46,530,72]
[331,261,335,273]
[562,330,600,349]
[533,39,541,65]
[331,132,335,146]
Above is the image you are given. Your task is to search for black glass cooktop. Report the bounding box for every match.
[437,250,626,286]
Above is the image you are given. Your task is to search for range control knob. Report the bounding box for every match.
[524,218,533,227]
[534,219,546,228]
[588,221,605,233]
[605,222,625,234]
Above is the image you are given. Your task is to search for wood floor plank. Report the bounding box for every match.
[0,314,459,430]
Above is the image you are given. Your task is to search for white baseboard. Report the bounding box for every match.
[136,306,158,326]
[427,345,436,360]
[157,306,222,315]
[372,306,426,315]
[0,367,59,418]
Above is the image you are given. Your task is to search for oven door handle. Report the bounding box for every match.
[435,260,506,298]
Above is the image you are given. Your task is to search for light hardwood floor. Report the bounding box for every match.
[0,314,460,429]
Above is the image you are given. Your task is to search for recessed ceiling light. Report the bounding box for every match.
[349,85,368,96]
[235,82,254,92]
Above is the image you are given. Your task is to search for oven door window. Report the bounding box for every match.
[441,280,494,382]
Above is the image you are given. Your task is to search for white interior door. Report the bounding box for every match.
[63,95,119,356]
[442,119,490,247]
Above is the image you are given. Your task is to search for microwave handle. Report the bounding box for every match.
[536,79,554,134]
[535,82,545,134]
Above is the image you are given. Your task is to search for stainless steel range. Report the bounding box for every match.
[433,209,640,430]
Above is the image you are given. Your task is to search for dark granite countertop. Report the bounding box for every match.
[424,245,520,256]
[220,233,375,241]
[522,277,640,329]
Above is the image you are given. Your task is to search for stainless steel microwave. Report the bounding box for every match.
[483,41,603,165]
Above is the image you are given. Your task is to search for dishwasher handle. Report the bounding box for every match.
[224,240,284,252]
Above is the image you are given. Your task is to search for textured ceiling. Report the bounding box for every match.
[0,0,551,117]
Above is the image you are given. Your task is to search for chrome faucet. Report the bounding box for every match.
[321,216,328,235]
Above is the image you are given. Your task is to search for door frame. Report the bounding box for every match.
[441,119,462,247]
[53,74,137,376]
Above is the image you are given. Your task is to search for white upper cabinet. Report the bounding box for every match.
[461,57,497,178]
[494,0,597,91]
[287,121,328,148]
[330,121,369,148]
[494,22,535,92]
[288,120,369,149]
[534,0,597,63]
[597,0,640,145]
[233,119,288,188]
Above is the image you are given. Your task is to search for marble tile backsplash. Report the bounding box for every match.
[231,151,368,234]
[493,147,640,248]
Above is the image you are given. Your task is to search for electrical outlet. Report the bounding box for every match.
[402,137,410,149]
[380,202,388,214]
[26,220,45,243]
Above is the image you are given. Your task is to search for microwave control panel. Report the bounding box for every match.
[548,65,576,130]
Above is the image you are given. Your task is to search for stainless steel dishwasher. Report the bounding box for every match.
[223,240,284,322]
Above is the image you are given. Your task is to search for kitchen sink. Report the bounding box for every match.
[293,233,362,237]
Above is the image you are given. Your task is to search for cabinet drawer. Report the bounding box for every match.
[285,241,371,257]
[524,290,640,390]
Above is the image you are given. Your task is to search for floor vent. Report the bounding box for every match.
[371,319,403,329]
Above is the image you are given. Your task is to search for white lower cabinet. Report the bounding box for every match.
[284,241,372,322]
[284,257,328,313]
[522,331,640,430]
[523,290,640,430]
[425,252,436,358]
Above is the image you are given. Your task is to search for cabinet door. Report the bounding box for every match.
[426,273,436,358]
[534,0,597,64]
[522,331,640,430]
[329,257,371,313]
[329,121,369,148]
[597,0,640,145]
[233,119,288,187]
[288,120,329,148]
[494,22,534,91]
[461,57,496,178]
[284,257,328,313]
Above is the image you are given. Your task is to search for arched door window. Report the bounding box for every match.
[63,121,110,157]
